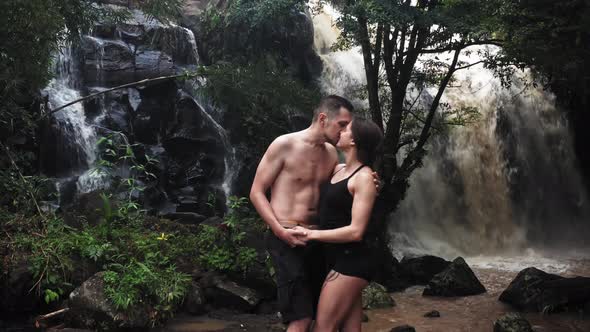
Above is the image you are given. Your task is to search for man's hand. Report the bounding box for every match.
[277,228,308,247]
[372,171,382,194]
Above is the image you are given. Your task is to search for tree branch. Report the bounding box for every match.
[453,60,485,72]
[420,39,504,54]
[46,72,198,117]
[416,47,462,148]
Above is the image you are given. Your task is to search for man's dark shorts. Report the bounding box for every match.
[265,230,326,324]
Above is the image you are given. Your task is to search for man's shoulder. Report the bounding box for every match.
[270,133,297,148]
[324,142,337,153]
[273,131,308,148]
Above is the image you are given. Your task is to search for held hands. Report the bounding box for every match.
[278,227,308,248]
[277,227,314,248]
[292,226,312,242]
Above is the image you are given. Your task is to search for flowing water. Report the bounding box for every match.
[363,260,590,332]
[312,2,590,331]
[43,14,239,203]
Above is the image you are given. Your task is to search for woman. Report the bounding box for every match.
[295,116,383,332]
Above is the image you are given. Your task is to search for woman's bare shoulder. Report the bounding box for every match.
[333,163,346,175]
[351,167,376,188]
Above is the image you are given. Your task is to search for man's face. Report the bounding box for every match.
[321,108,352,145]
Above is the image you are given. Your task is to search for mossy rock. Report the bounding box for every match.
[362,282,395,309]
[493,313,533,332]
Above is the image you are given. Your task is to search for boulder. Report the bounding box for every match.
[400,255,451,284]
[86,87,135,133]
[493,313,533,332]
[67,272,151,329]
[0,257,40,315]
[161,212,207,225]
[201,274,263,312]
[82,37,135,86]
[390,325,416,332]
[424,310,441,317]
[423,257,486,297]
[67,191,108,226]
[183,282,207,315]
[201,216,224,227]
[362,311,369,322]
[132,82,177,144]
[362,282,396,309]
[499,267,590,313]
[134,48,174,79]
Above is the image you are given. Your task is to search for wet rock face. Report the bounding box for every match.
[423,257,486,297]
[39,115,92,176]
[499,267,590,313]
[47,6,227,215]
[82,9,198,87]
[493,313,533,332]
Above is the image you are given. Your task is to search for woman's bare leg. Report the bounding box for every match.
[312,271,368,332]
[340,294,363,332]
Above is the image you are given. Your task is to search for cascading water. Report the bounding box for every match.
[390,50,590,263]
[43,7,239,207]
[43,45,110,198]
[312,3,367,109]
[312,3,590,271]
[181,89,241,201]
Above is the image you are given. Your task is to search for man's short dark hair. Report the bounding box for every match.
[313,95,354,121]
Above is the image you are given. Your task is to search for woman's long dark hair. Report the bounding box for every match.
[351,116,383,166]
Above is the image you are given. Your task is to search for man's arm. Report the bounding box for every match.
[249,136,306,247]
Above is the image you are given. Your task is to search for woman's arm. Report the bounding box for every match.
[304,170,377,243]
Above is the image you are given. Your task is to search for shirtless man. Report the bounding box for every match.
[249,95,354,332]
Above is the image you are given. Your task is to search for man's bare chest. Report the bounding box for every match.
[281,150,333,184]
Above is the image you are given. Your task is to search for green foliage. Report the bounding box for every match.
[200,61,320,179]
[13,216,85,303]
[92,132,158,225]
[8,215,195,324]
[140,0,185,23]
[490,0,589,107]
[3,129,193,324]
[104,261,190,317]
[195,196,262,274]
[200,0,305,62]
[225,0,306,29]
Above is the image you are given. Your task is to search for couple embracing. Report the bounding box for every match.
[250,95,383,332]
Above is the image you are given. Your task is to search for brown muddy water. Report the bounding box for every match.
[363,267,590,332]
[162,257,590,332]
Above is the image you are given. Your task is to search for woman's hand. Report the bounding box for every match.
[292,226,315,241]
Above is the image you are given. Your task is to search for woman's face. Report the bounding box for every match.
[336,122,354,149]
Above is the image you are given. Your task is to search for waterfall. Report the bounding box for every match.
[312,3,367,109]
[311,3,590,261]
[43,9,238,207]
[182,90,241,201]
[43,45,110,197]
